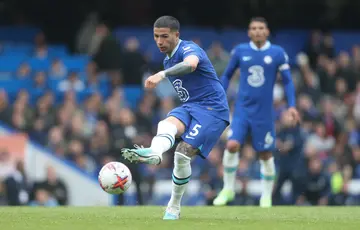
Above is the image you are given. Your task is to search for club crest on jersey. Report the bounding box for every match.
[173,79,190,102]
[264,55,272,64]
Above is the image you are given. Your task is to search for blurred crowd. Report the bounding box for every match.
[1,28,360,206]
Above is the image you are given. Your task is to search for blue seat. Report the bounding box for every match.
[114,27,153,52]
[1,43,34,55]
[61,56,90,71]
[123,86,143,108]
[0,26,40,43]
[0,56,27,72]
[272,30,309,65]
[219,29,248,51]
[27,57,51,71]
[332,31,360,54]
[48,45,69,57]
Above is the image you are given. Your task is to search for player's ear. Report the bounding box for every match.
[265,28,270,37]
[175,31,180,38]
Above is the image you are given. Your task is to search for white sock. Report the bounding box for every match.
[260,157,276,197]
[222,149,239,191]
[168,152,191,209]
[150,120,177,155]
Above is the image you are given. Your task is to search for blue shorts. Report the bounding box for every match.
[168,104,229,158]
[228,111,275,152]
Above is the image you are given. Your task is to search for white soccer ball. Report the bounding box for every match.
[98,162,132,195]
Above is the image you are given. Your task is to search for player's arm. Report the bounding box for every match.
[221,48,240,91]
[144,55,199,89]
[279,62,296,108]
[278,50,300,124]
[161,55,199,77]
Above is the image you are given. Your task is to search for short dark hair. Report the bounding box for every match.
[154,16,180,31]
[249,17,268,27]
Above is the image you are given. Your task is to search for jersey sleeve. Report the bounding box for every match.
[181,43,203,61]
[278,48,290,72]
[278,48,296,108]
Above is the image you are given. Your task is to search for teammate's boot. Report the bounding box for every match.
[259,195,272,208]
[213,189,235,206]
[163,206,180,220]
[121,145,162,165]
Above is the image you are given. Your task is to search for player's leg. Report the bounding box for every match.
[163,141,198,220]
[164,114,228,220]
[121,107,189,165]
[252,121,276,208]
[213,117,248,206]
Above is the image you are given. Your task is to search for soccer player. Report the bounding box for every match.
[121,16,229,219]
[212,17,300,207]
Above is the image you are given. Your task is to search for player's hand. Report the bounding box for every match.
[286,107,300,126]
[144,71,165,89]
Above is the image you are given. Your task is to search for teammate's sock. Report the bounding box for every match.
[260,157,276,197]
[150,120,177,155]
[222,149,239,191]
[168,152,192,208]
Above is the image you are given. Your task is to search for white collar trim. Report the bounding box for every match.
[249,41,271,51]
[166,39,182,59]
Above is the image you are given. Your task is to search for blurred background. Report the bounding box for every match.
[1,0,360,207]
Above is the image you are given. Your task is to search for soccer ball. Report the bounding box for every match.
[98,162,132,195]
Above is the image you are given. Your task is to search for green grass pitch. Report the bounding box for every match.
[0,206,359,230]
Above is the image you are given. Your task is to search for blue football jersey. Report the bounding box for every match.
[222,41,291,119]
[163,40,229,122]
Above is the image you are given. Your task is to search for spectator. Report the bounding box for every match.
[296,53,322,104]
[29,189,58,207]
[273,112,305,205]
[33,71,47,92]
[49,59,67,78]
[122,37,147,85]
[305,122,335,154]
[33,32,48,59]
[199,147,223,205]
[91,24,123,73]
[58,72,85,92]
[15,63,32,79]
[5,161,31,206]
[352,45,360,72]
[337,51,356,92]
[296,158,331,206]
[0,90,12,124]
[305,30,323,69]
[207,41,230,77]
[352,81,360,123]
[31,166,68,205]
[321,97,342,138]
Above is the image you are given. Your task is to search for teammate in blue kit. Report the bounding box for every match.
[121,16,229,219]
[213,17,300,207]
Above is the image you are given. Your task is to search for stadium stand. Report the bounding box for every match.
[1,26,360,206]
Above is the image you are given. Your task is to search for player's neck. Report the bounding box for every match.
[254,41,266,49]
[166,39,181,58]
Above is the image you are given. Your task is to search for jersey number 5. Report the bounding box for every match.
[189,124,202,137]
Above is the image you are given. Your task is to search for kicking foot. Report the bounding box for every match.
[259,195,272,208]
[121,145,162,165]
[213,189,235,206]
[163,206,180,220]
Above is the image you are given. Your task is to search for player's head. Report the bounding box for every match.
[153,16,180,54]
[248,17,269,44]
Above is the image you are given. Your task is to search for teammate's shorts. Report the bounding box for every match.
[168,104,229,158]
[228,111,275,152]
